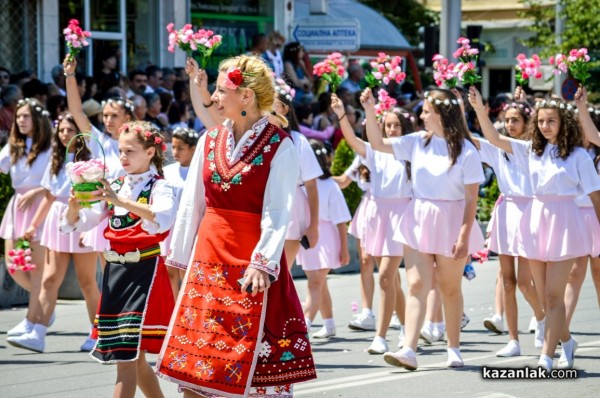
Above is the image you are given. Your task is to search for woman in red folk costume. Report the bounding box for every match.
[156,55,316,397]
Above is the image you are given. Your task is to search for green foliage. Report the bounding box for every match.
[331,139,363,215]
[0,173,15,255]
[519,0,600,92]
[477,176,499,222]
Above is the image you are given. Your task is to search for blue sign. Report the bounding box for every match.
[292,18,360,52]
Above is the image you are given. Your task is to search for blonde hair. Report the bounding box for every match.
[219,55,275,115]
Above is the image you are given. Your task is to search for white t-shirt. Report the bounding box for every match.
[291,130,322,185]
[575,148,600,207]
[311,178,352,224]
[511,140,600,197]
[478,139,532,198]
[0,138,52,190]
[390,131,484,200]
[89,126,126,179]
[163,162,189,202]
[363,142,412,199]
[40,153,74,202]
[344,155,370,192]
[265,49,284,78]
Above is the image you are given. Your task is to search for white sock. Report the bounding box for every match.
[538,354,553,369]
[362,308,374,316]
[30,324,47,339]
[399,346,416,357]
[24,318,33,328]
[304,317,312,329]
[373,335,386,344]
[537,317,546,325]
[494,313,503,321]
[323,318,335,330]
[434,322,445,331]
[561,337,574,357]
[423,320,433,331]
[447,346,462,361]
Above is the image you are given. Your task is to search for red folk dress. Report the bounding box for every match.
[157,122,316,397]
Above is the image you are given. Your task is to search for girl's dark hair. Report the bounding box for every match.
[283,42,302,64]
[355,124,370,182]
[101,97,136,120]
[529,101,582,160]
[309,139,332,180]
[382,108,415,179]
[172,127,199,147]
[316,92,332,114]
[276,91,301,133]
[52,112,91,176]
[172,80,189,102]
[589,108,600,169]
[424,89,475,166]
[118,121,166,176]
[168,100,189,125]
[9,98,52,166]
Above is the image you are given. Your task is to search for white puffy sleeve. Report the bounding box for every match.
[59,202,108,233]
[141,179,177,234]
[165,134,207,270]
[0,143,10,174]
[248,137,299,280]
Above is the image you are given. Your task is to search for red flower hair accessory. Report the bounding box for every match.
[224,66,244,90]
[154,136,162,144]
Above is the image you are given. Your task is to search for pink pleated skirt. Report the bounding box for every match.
[0,192,45,241]
[348,194,370,244]
[286,185,310,240]
[81,218,110,252]
[364,197,410,257]
[396,198,485,257]
[296,220,342,270]
[41,201,94,253]
[518,196,597,261]
[488,195,530,256]
[578,206,600,257]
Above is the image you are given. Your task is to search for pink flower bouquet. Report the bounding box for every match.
[550,48,591,85]
[365,52,406,88]
[7,238,35,274]
[63,19,91,62]
[452,37,481,86]
[313,52,346,92]
[66,159,108,207]
[167,23,222,69]
[374,88,397,123]
[432,54,458,88]
[515,53,543,86]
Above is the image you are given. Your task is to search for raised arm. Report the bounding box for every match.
[360,88,394,154]
[468,86,513,153]
[330,93,367,157]
[574,87,600,147]
[63,56,92,133]
[186,58,222,128]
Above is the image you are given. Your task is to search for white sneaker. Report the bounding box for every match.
[397,328,405,348]
[534,318,545,348]
[496,340,521,357]
[7,332,45,353]
[7,318,33,337]
[312,326,336,339]
[557,337,578,369]
[537,354,553,370]
[447,347,464,368]
[461,313,470,330]
[528,316,537,333]
[383,347,418,370]
[348,313,376,331]
[483,314,504,334]
[432,325,445,342]
[389,313,402,330]
[80,336,97,351]
[367,337,389,354]
[419,326,434,345]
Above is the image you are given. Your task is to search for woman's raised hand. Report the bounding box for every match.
[468,86,485,111]
[514,86,525,102]
[359,88,375,112]
[574,86,588,107]
[330,94,345,119]
[185,57,199,79]
[63,55,77,75]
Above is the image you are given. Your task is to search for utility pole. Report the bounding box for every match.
[554,1,565,96]
[440,0,461,58]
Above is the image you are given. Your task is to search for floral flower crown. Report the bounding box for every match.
[535,99,578,113]
[587,107,600,116]
[502,102,533,115]
[173,127,200,141]
[54,112,77,128]
[314,147,328,156]
[17,98,50,117]
[395,108,416,123]
[274,78,296,102]
[101,98,135,113]
[224,66,245,90]
[424,91,463,107]
[118,122,168,152]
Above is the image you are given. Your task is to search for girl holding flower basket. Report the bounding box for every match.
[0,98,53,341]
[7,113,101,353]
[61,121,176,398]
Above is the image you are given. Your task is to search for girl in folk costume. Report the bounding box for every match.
[469,86,600,370]
[156,55,316,398]
[331,93,412,355]
[61,121,176,398]
[162,126,200,298]
[365,88,485,370]
[297,139,351,339]
[64,55,134,256]
[469,92,545,357]
[333,153,377,332]
[1,98,53,338]
[7,113,100,353]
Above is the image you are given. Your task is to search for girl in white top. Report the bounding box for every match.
[364,88,485,370]
[471,94,545,357]
[0,98,53,339]
[162,127,199,298]
[297,139,351,339]
[469,86,600,370]
[6,113,100,353]
[332,93,412,355]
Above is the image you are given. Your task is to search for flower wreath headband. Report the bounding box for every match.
[118,123,167,152]
[274,78,296,102]
[503,102,533,115]
[173,127,199,140]
[17,98,50,117]
[424,91,463,106]
[54,112,77,128]
[101,98,135,113]
[535,100,579,114]
[587,107,600,116]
